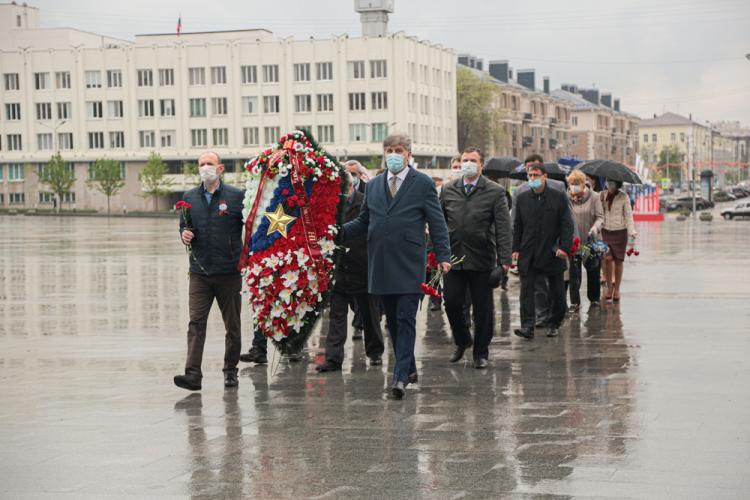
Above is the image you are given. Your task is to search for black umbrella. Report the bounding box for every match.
[577,160,642,184]
[483,156,521,178]
[509,162,571,182]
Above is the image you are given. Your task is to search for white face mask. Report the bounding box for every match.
[461,161,478,178]
[570,184,583,194]
[199,165,219,184]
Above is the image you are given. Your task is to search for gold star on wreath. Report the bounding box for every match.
[264,204,297,238]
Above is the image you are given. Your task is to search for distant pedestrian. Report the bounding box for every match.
[174,151,245,391]
[601,180,636,302]
[566,170,604,310]
[513,163,575,340]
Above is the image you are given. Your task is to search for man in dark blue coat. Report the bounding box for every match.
[174,151,245,391]
[344,133,451,399]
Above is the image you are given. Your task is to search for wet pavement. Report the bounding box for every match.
[1,211,749,499]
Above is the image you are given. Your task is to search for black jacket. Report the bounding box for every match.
[440,175,512,271]
[334,190,368,294]
[179,182,245,275]
[512,184,574,275]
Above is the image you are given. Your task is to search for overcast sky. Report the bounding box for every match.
[29,0,750,125]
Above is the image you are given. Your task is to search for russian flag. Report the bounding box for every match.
[176,15,182,36]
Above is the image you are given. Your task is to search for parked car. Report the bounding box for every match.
[721,202,750,220]
[713,191,737,203]
[730,187,749,199]
[667,196,713,212]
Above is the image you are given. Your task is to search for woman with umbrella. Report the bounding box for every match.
[565,170,604,309]
[578,161,638,302]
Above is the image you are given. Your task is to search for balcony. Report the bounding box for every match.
[523,112,533,122]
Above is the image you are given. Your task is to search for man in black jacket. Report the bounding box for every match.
[440,148,512,368]
[512,163,574,339]
[174,151,245,391]
[317,176,385,372]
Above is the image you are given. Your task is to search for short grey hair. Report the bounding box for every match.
[383,133,412,153]
[199,150,222,164]
[345,159,370,181]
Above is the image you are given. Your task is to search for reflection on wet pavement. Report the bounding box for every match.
[1,216,749,498]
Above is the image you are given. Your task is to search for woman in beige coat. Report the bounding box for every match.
[600,180,636,302]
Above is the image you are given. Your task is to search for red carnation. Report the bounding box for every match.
[427,252,437,271]
[175,200,192,210]
[570,236,581,255]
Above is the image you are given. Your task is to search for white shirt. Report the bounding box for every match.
[386,167,409,193]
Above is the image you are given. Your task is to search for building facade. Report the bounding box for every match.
[0,3,457,211]
[458,57,574,161]
[552,86,639,167]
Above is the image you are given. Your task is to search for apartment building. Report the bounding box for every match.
[0,2,457,211]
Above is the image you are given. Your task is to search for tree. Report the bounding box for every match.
[37,153,75,213]
[456,67,505,154]
[363,155,382,173]
[139,152,173,210]
[88,159,125,215]
[658,145,684,183]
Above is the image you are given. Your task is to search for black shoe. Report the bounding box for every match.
[316,360,342,372]
[449,341,473,363]
[408,372,418,385]
[514,328,534,340]
[391,381,405,399]
[239,347,267,364]
[224,371,238,388]
[474,358,488,369]
[174,373,202,391]
[547,327,559,338]
[369,356,383,366]
[352,328,364,340]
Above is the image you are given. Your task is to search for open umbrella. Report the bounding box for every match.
[483,156,521,178]
[509,162,571,182]
[577,160,642,184]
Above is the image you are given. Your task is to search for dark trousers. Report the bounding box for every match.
[186,272,242,376]
[520,270,566,330]
[252,330,267,353]
[535,274,551,322]
[380,294,420,384]
[569,257,601,304]
[326,290,385,365]
[443,270,495,360]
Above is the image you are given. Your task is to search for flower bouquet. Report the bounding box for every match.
[238,130,347,354]
[579,237,610,266]
[421,253,464,302]
[625,236,640,258]
[176,200,207,275]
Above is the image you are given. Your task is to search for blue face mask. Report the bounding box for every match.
[386,153,406,174]
[529,178,543,190]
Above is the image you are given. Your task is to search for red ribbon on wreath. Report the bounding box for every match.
[290,155,325,280]
[237,169,268,270]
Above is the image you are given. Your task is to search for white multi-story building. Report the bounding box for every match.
[0,2,457,211]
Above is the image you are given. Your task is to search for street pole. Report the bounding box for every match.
[689,134,697,218]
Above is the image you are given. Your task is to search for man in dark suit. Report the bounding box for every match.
[512,163,574,339]
[175,151,246,391]
[316,175,385,372]
[440,147,512,368]
[344,133,451,399]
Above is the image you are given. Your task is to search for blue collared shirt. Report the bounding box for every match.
[201,181,222,205]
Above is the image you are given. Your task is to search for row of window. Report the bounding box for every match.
[2,92,391,122]
[407,93,452,116]
[0,191,78,205]
[0,121,393,153]
[1,60,390,91]
[642,132,686,144]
